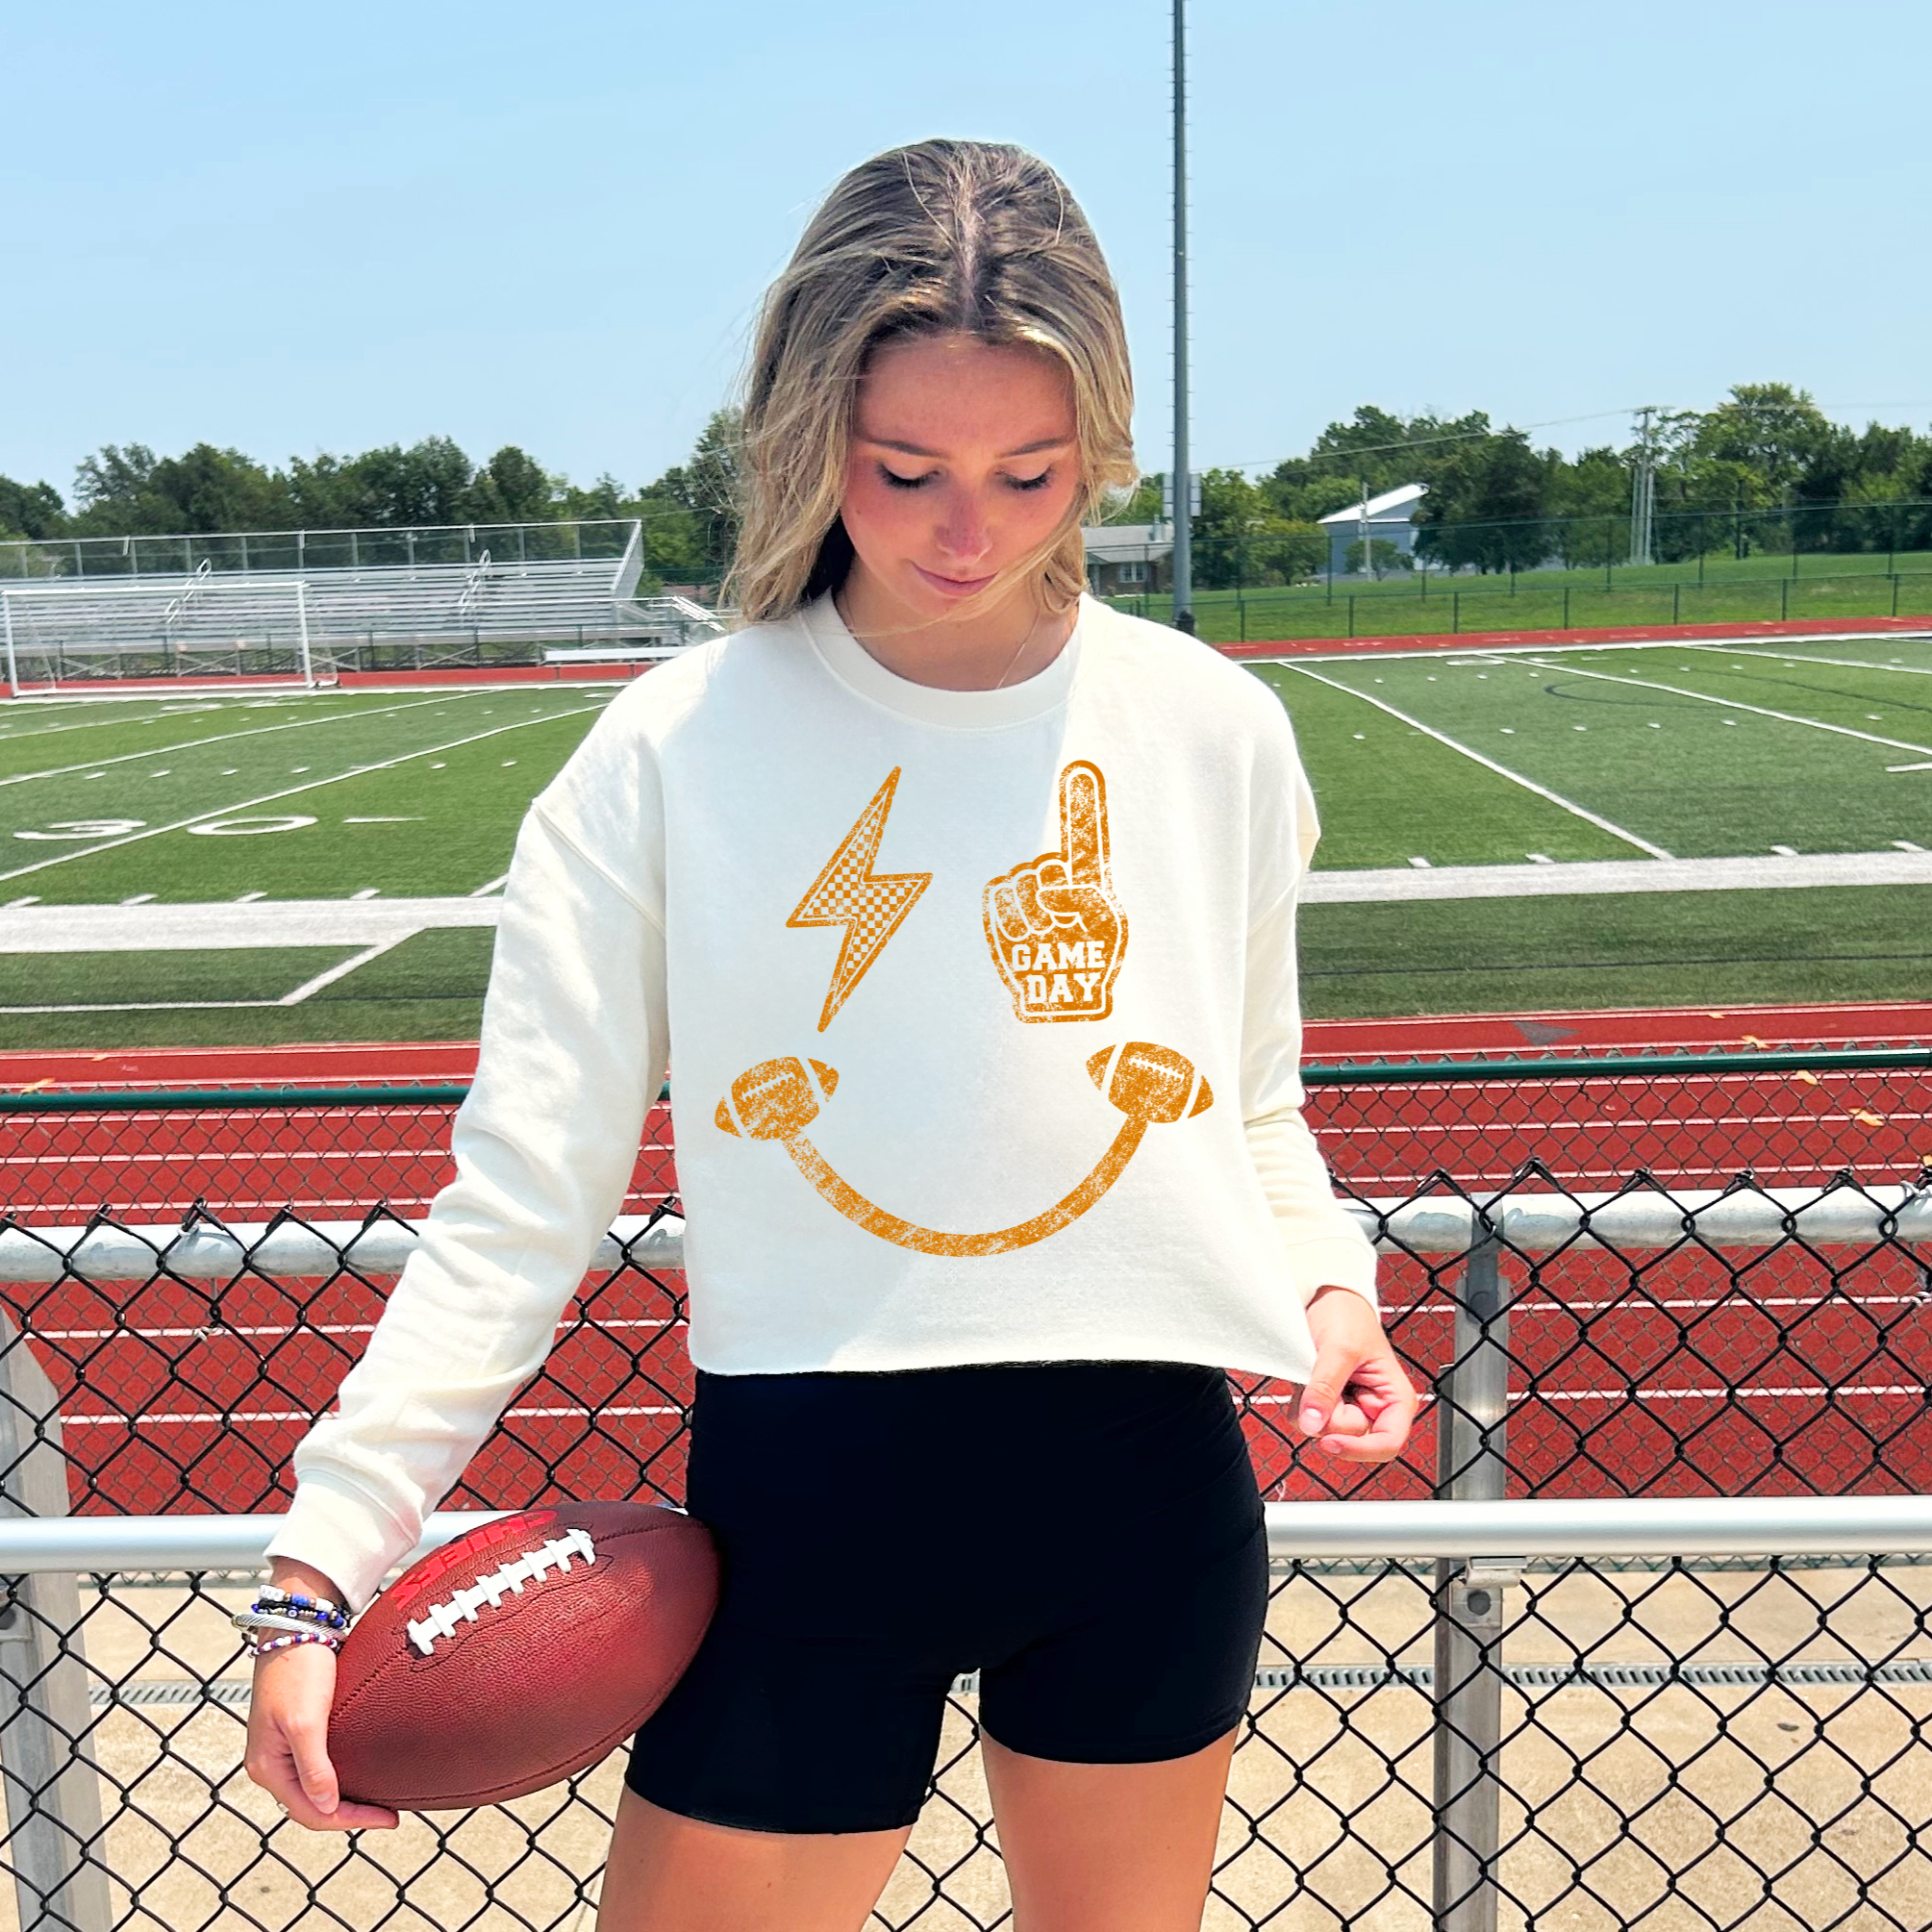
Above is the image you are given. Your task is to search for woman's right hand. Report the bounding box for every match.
[242,1563,399,1832]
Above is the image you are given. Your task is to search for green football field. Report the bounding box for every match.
[4,634,1930,1047]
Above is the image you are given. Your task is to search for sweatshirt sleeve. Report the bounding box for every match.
[1239,721,1378,1311]
[265,794,669,1611]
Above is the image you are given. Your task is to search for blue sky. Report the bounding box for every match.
[3,0,1926,504]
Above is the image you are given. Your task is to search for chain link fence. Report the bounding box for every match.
[0,1051,1925,1927]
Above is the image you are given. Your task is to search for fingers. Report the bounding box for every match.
[245,1649,398,1833]
[1298,1317,1419,1467]
[1057,762,1109,884]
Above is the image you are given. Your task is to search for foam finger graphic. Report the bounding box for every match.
[980,760,1128,1022]
[1059,760,1108,884]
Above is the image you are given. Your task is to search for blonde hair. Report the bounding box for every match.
[730,138,1137,626]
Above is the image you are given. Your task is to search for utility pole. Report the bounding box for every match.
[1629,406,1658,568]
[1170,0,1194,633]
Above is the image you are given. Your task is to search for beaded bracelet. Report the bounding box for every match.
[251,1587,348,1630]
[250,1629,341,1659]
[233,1609,346,1642]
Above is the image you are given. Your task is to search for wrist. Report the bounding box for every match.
[267,1556,344,1595]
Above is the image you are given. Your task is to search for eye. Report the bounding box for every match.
[1004,470,1054,493]
[878,465,935,490]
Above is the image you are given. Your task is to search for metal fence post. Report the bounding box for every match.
[1432,1222,1514,1932]
[0,1317,112,1932]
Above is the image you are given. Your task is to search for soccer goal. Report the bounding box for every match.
[1,569,329,697]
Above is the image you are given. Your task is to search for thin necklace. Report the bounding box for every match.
[838,592,1048,691]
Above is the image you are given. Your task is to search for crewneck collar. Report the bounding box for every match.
[798,592,1084,730]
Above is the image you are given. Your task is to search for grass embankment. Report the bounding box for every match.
[1300,887,1932,1019]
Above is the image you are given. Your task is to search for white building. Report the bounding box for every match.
[1081,522,1172,595]
[1317,483,1428,576]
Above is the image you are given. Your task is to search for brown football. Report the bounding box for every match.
[329,1502,718,1809]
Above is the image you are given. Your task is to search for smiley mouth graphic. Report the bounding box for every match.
[715,1041,1212,1256]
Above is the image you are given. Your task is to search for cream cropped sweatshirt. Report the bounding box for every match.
[269,593,1377,1607]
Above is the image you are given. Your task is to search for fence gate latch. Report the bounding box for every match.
[1446,1558,1523,1630]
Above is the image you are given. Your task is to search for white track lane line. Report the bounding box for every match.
[1284,663,1673,859]
[1513,656,1932,758]
[0,705,604,885]
[0,690,513,789]
[1684,643,1932,679]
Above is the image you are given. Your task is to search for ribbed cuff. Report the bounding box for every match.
[264,1476,416,1615]
[1280,1233,1379,1312]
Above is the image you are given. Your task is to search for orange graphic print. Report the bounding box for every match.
[983,761,1125,1023]
[715,1041,1210,1255]
[787,768,932,1033]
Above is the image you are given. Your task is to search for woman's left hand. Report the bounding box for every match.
[1296,1286,1418,1465]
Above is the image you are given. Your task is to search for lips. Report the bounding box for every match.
[914,564,996,598]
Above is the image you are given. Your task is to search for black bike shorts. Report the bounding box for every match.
[624,1359,1267,1835]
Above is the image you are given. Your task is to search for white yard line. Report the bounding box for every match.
[1284,663,1674,859]
[276,936,409,1004]
[0,934,410,1015]
[1684,643,1932,679]
[468,872,511,896]
[0,691,502,789]
[1514,657,1932,759]
[0,706,604,886]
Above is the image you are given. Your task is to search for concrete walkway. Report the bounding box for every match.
[2,847,1929,952]
[0,896,501,951]
[1302,847,1932,905]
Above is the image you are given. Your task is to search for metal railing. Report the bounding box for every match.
[0,1054,1924,1923]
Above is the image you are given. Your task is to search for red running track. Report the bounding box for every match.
[2,1012,1925,1516]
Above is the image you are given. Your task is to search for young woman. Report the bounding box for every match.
[246,138,1418,1932]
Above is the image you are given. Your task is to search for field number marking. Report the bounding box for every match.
[1285,664,1673,859]
[186,815,318,837]
[0,705,605,886]
[15,819,146,841]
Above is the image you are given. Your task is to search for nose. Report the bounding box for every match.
[933,485,992,570]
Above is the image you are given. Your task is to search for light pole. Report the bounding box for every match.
[1170,0,1194,633]
[1629,406,1658,567]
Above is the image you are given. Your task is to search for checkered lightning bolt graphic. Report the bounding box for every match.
[787,767,933,1032]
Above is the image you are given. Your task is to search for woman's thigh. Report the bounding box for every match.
[597,1786,911,1932]
[982,1729,1237,1932]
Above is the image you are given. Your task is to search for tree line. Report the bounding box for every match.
[1119,384,1932,585]
[0,412,745,590]
[6,383,1931,591]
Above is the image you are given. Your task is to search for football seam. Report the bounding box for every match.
[329,1515,706,1728]
[330,1515,716,1808]
[351,1544,720,1809]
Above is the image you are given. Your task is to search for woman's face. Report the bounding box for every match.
[840,333,1081,627]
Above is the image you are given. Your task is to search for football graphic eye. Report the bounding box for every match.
[1086,1041,1212,1124]
[715,1056,841,1141]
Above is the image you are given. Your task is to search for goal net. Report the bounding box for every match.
[2,568,328,697]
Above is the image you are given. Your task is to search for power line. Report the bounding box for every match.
[1208,397,1932,479]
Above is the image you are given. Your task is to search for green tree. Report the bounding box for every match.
[466,445,557,525]
[1344,537,1411,577]
[0,474,65,540]
[342,437,476,527]
[1547,446,1629,567]
[70,441,292,534]
[1415,432,1553,573]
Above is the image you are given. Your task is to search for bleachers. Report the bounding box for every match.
[0,519,728,683]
